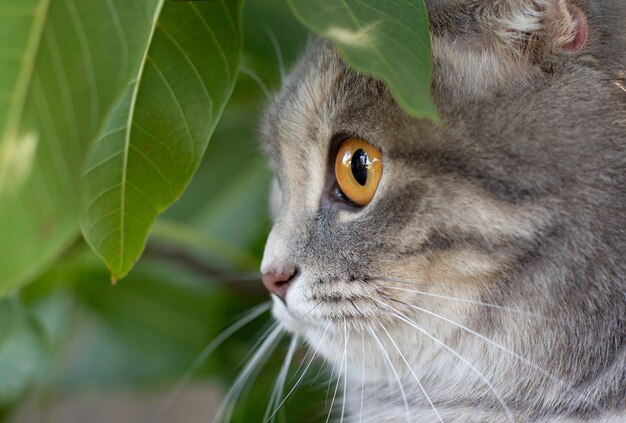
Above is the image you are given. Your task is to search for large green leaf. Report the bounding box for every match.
[81,1,243,281]
[0,0,161,294]
[288,0,438,121]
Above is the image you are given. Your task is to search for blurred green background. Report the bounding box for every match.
[0,1,331,421]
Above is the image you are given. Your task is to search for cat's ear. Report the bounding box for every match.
[495,0,587,55]
[430,0,588,96]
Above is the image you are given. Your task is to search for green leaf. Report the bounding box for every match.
[0,0,161,293]
[81,1,243,281]
[0,298,47,405]
[288,0,438,121]
[24,242,267,391]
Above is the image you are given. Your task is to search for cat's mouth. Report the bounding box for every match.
[271,276,405,334]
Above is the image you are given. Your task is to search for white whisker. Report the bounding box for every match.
[240,66,272,101]
[373,277,543,318]
[287,343,312,385]
[264,25,286,82]
[340,321,350,423]
[263,336,298,423]
[264,321,331,423]
[324,330,340,407]
[238,319,279,366]
[387,295,589,406]
[368,323,412,423]
[326,325,348,423]
[372,298,515,422]
[213,324,283,423]
[154,302,271,423]
[379,324,444,423]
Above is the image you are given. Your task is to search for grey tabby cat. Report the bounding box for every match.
[259,0,625,421]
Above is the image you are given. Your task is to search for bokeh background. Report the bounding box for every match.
[1,1,330,421]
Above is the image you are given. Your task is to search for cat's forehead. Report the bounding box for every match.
[260,40,405,166]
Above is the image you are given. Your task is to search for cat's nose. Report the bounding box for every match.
[262,266,297,301]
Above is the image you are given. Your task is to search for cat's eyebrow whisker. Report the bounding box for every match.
[263,336,298,423]
[212,323,284,423]
[265,321,331,423]
[270,100,316,128]
[239,66,272,101]
[367,323,413,423]
[326,324,349,423]
[379,324,444,423]
[153,301,271,423]
[370,276,544,318]
[274,115,312,136]
[384,295,591,408]
[303,77,325,119]
[371,298,516,423]
[263,26,286,83]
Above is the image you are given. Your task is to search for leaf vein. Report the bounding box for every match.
[85,182,122,213]
[65,0,100,132]
[129,143,173,195]
[83,148,124,176]
[106,0,129,89]
[116,0,166,273]
[147,58,195,159]
[189,2,230,82]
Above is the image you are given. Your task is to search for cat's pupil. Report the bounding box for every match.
[351,149,368,186]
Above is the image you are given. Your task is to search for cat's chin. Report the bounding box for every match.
[271,296,311,334]
[271,296,345,350]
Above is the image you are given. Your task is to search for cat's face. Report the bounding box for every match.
[260,0,625,419]
[260,39,546,377]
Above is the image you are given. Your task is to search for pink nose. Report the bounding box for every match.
[262,267,297,301]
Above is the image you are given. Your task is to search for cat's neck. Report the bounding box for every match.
[347,397,626,423]
[339,357,626,423]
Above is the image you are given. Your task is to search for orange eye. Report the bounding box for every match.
[334,138,383,206]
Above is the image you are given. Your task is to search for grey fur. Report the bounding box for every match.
[260,0,625,421]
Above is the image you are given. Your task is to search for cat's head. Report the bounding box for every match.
[260,0,625,419]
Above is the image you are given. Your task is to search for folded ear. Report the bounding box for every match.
[492,0,587,54]
[430,0,588,97]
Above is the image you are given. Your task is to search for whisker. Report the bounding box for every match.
[367,323,412,423]
[265,98,315,126]
[287,342,312,385]
[212,323,283,423]
[379,324,444,423]
[153,302,271,423]
[371,276,545,318]
[265,321,331,423]
[386,294,590,407]
[263,336,299,423]
[372,298,515,422]
[240,66,272,101]
[340,321,349,423]
[359,331,365,423]
[238,318,279,367]
[326,325,348,423]
[302,299,323,317]
[324,330,340,407]
[264,25,286,82]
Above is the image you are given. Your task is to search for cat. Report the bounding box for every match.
[258,0,625,421]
